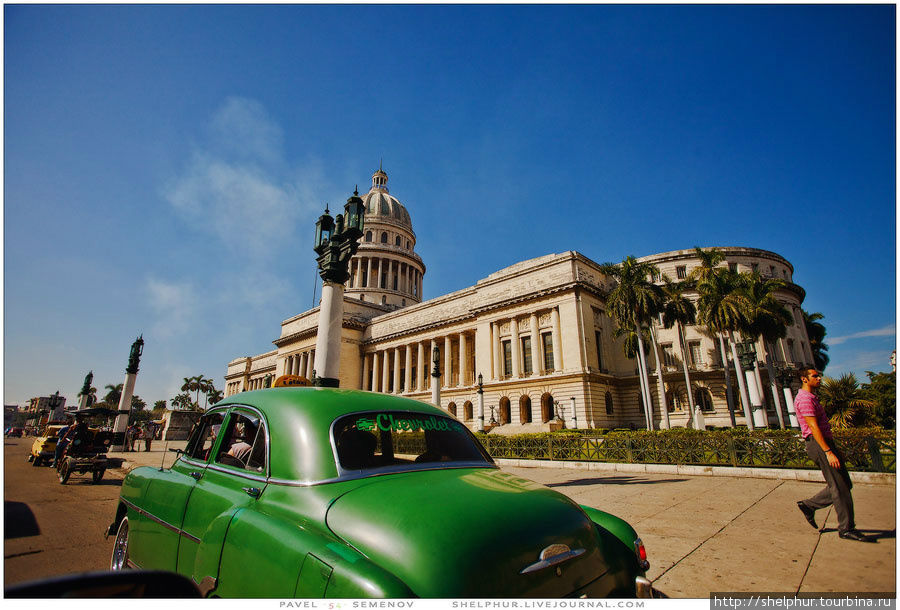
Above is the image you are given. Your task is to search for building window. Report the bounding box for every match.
[689,341,703,367]
[519,395,532,423]
[406,240,410,250]
[728,262,737,273]
[395,236,401,246]
[605,391,614,415]
[463,401,473,421]
[448,402,457,417]
[365,231,372,242]
[381,232,388,244]
[787,339,796,361]
[676,265,687,280]
[769,265,776,276]
[695,388,714,412]
[751,263,759,273]
[393,274,398,291]
[502,340,512,378]
[542,333,554,372]
[521,336,532,375]
[540,393,554,423]
[499,397,511,425]
[662,343,676,367]
[595,331,603,370]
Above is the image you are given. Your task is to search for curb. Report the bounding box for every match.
[494,458,896,485]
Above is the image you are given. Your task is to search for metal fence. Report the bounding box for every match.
[477,431,896,473]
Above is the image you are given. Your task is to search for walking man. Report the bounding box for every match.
[795,368,871,542]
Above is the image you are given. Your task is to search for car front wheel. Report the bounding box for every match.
[110,517,130,571]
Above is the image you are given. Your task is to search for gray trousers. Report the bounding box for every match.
[802,436,855,533]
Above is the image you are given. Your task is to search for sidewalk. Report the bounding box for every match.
[106,446,895,597]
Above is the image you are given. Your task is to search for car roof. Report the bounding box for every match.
[214,387,450,483]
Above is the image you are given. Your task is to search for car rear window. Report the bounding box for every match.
[332,411,493,473]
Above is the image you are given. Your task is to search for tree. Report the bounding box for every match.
[803,310,830,371]
[819,373,876,429]
[694,263,754,428]
[860,371,895,428]
[198,377,215,409]
[171,392,194,410]
[104,383,124,407]
[153,400,167,412]
[660,276,699,426]
[737,272,793,429]
[600,256,664,429]
[207,389,224,406]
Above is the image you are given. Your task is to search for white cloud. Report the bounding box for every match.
[145,278,197,339]
[163,97,325,260]
[829,324,896,345]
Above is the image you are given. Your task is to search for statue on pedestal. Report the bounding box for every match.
[126,335,144,375]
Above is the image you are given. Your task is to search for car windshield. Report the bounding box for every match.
[332,411,493,474]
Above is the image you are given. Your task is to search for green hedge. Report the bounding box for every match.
[475,428,895,472]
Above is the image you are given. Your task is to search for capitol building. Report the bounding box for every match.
[225,168,814,430]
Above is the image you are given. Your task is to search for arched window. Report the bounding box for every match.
[695,388,714,412]
[395,236,401,246]
[365,231,372,242]
[605,391,614,415]
[448,402,457,417]
[519,395,532,424]
[380,232,388,244]
[499,397,511,425]
[463,401,473,421]
[540,393,554,423]
[406,240,411,250]
[665,389,686,413]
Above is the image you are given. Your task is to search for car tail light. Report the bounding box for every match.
[634,538,650,571]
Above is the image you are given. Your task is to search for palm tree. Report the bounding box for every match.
[207,389,225,406]
[600,256,664,429]
[819,373,875,428]
[737,272,793,429]
[104,383,124,407]
[660,276,699,427]
[181,376,197,405]
[695,265,754,429]
[199,377,216,409]
[687,247,738,426]
[171,392,193,410]
[803,310,830,371]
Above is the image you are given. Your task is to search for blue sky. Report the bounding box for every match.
[4,4,895,409]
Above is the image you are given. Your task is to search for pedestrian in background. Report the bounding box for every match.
[795,368,872,542]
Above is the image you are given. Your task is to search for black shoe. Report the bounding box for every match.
[797,501,818,530]
[839,529,875,542]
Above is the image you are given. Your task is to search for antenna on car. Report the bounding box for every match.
[159,440,168,471]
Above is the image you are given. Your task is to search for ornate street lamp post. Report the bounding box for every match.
[736,339,766,428]
[476,373,485,432]
[489,406,498,426]
[312,191,365,387]
[775,365,799,428]
[113,335,144,450]
[570,396,578,430]
[431,345,441,407]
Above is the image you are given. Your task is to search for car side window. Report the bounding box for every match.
[215,411,266,473]
[185,412,226,461]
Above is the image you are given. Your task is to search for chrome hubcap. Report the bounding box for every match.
[111,519,129,570]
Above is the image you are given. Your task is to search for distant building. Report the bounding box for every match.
[26,393,67,423]
[225,168,814,429]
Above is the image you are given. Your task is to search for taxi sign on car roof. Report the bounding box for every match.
[273,375,312,388]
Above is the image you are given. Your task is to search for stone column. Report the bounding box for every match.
[444,336,452,388]
[306,351,315,379]
[530,314,541,374]
[404,345,413,393]
[492,322,501,380]
[381,349,390,394]
[459,332,468,386]
[510,318,521,378]
[393,348,401,394]
[551,308,563,372]
[417,342,425,392]
[366,257,373,288]
[431,339,441,407]
[372,352,381,392]
[313,281,344,386]
[112,337,143,451]
[362,353,371,391]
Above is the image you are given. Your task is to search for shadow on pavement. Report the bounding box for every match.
[818,527,894,542]
[4,501,40,539]
[548,476,689,487]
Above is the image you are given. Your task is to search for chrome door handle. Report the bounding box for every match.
[189,471,202,481]
[242,487,261,498]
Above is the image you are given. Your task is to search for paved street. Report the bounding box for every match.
[4,436,896,597]
[4,437,121,587]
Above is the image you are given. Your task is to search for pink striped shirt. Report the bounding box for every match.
[794,389,832,440]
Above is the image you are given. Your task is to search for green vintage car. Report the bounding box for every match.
[107,388,651,598]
